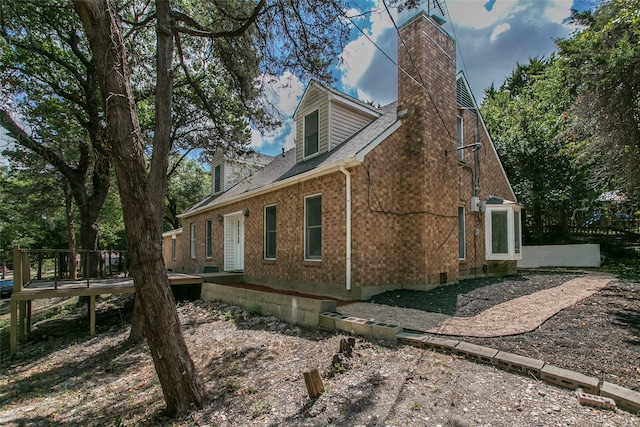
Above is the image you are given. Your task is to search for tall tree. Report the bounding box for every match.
[165,157,211,231]
[73,0,350,416]
[482,58,593,244]
[0,1,111,264]
[557,0,640,199]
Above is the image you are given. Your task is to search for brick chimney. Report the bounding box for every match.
[396,11,459,285]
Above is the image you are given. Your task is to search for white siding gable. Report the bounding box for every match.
[330,102,375,149]
[294,82,380,164]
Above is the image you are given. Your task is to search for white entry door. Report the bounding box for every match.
[224,213,245,271]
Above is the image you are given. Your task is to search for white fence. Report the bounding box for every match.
[517,244,601,269]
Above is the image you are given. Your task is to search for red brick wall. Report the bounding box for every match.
[395,12,459,285]
[167,12,517,297]
[457,106,517,277]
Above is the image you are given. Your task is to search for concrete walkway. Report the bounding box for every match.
[338,275,612,337]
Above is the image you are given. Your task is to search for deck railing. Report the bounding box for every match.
[12,245,128,292]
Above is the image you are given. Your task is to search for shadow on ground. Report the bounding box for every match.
[368,272,581,316]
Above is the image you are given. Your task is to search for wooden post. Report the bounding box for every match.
[302,369,325,398]
[89,295,96,335]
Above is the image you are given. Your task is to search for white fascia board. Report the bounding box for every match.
[355,120,403,162]
[178,158,361,219]
[329,93,381,119]
[162,228,183,238]
[293,81,329,118]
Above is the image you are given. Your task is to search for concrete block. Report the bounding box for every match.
[200,283,218,300]
[335,316,358,333]
[576,389,616,410]
[540,365,599,395]
[420,335,460,353]
[318,313,336,329]
[396,331,430,345]
[454,341,498,364]
[302,310,319,327]
[348,318,373,338]
[494,351,545,377]
[318,300,337,313]
[600,381,640,414]
[371,322,403,341]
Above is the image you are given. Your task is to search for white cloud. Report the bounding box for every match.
[259,72,304,116]
[490,23,511,42]
[250,72,304,155]
[250,0,583,155]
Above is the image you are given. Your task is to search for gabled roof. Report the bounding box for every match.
[294,80,381,119]
[456,71,518,203]
[456,71,478,116]
[181,100,401,217]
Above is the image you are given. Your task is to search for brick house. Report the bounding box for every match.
[163,11,521,300]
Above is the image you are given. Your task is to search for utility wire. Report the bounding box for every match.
[342,5,459,115]
[382,0,456,142]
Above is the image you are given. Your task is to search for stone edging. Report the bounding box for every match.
[320,312,640,414]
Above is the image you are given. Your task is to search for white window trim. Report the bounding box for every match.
[458,206,466,260]
[264,204,277,260]
[171,236,177,260]
[304,193,322,261]
[190,223,196,259]
[485,206,522,261]
[303,109,320,159]
[205,219,213,259]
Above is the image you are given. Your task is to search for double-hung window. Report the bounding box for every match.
[264,205,276,259]
[485,204,522,260]
[171,237,177,260]
[304,110,319,158]
[205,219,213,259]
[305,195,322,260]
[214,165,222,193]
[190,223,196,259]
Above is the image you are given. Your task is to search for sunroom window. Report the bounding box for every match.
[485,203,522,261]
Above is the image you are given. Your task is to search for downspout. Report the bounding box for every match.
[340,165,352,291]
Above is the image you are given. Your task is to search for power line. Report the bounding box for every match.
[382,0,456,142]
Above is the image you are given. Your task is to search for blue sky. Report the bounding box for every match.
[251,0,592,157]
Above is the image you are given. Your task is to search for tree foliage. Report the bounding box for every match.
[481,57,594,244]
[557,0,640,199]
[70,0,353,417]
[0,0,111,254]
[165,157,211,231]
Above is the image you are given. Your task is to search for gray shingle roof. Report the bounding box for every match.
[183,100,400,215]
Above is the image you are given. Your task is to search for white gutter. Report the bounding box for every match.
[179,158,361,218]
[339,165,352,291]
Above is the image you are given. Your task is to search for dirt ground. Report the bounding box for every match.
[368,271,640,392]
[1,272,640,426]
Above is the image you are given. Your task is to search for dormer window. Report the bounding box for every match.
[214,164,221,193]
[304,110,319,158]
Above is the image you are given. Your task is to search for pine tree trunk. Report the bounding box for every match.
[73,0,206,416]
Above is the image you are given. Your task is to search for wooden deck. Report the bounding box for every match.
[11,273,203,300]
[9,273,204,354]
